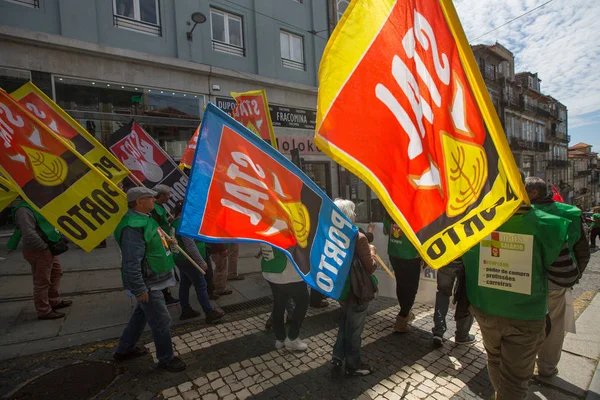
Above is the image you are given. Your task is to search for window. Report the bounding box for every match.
[113,0,161,36]
[484,62,495,80]
[5,0,39,7]
[210,9,244,57]
[280,31,305,71]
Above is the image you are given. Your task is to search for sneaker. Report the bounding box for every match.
[52,300,73,310]
[433,335,443,347]
[265,315,273,330]
[164,294,180,306]
[206,310,225,324]
[38,311,65,320]
[346,363,373,376]
[330,357,343,367]
[275,340,285,350]
[113,346,149,362]
[455,334,476,345]
[208,292,220,300]
[214,288,233,296]
[157,356,186,372]
[284,337,308,352]
[180,310,202,320]
[227,275,245,281]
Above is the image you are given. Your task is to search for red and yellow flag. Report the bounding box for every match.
[11,82,129,184]
[179,125,199,170]
[0,175,18,213]
[231,90,278,149]
[315,0,528,268]
[0,90,127,251]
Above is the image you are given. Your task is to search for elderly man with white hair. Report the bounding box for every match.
[331,198,378,376]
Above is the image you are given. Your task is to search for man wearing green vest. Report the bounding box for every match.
[525,177,590,377]
[151,184,179,305]
[462,203,569,399]
[8,199,72,320]
[260,244,309,351]
[113,187,185,372]
[383,212,421,333]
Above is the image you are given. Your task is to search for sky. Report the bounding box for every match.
[453,0,600,149]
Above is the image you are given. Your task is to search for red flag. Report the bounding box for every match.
[552,185,564,203]
[180,126,199,169]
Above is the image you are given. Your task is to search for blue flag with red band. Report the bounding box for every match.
[179,103,358,299]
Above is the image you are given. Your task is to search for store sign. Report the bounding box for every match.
[269,105,316,130]
[276,135,322,155]
[215,97,237,114]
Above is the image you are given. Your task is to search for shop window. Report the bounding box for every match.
[54,76,204,159]
[0,67,31,93]
[338,168,384,222]
[113,0,161,36]
[301,162,331,198]
[210,9,245,57]
[4,0,39,7]
[335,0,349,22]
[280,31,305,71]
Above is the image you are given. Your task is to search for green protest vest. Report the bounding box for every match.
[114,212,175,274]
[152,203,171,232]
[7,201,62,250]
[171,217,206,262]
[591,213,600,228]
[462,207,569,320]
[532,202,581,250]
[260,245,288,274]
[383,214,419,259]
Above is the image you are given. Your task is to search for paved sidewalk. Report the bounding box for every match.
[0,236,265,361]
[2,294,598,400]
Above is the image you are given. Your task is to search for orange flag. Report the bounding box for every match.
[315,0,528,268]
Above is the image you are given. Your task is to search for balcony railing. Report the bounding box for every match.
[547,160,569,168]
[576,170,592,177]
[212,40,245,57]
[113,15,161,36]
[282,58,305,71]
[534,141,550,152]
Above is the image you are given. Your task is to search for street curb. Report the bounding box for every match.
[586,362,600,400]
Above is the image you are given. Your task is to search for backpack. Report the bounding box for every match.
[349,255,378,304]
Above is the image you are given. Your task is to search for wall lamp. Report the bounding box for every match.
[187,12,207,41]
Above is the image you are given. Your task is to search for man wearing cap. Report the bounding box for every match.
[151,184,179,305]
[113,187,186,372]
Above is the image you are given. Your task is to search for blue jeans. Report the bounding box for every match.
[333,302,369,370]
[177,259,213,314]
[116,290,174,363]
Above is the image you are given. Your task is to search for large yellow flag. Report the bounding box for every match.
[11,82,129,184]
[315,0,528,268]
[0,176,18,213]
[0,90,127,251]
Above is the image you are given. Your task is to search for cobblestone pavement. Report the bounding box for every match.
[1,297,497,400]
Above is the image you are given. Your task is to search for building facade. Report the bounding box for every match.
[0,0,342,199]
[472,42,571,200]
[568,143,599,209]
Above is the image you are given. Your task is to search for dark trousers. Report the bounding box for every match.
[432,262,473,339]
[390,257,421,317]
[268,281,309,341]
[177,259,214,314]
[309,288,326,306]
[333,302,369,370]
[591,227,600,248]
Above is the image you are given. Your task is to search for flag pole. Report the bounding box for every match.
[375,254,395,280]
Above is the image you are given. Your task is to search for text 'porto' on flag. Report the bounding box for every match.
[0,89,127,251]
[315,0,528,268]
[178,104,358,299]
[11,82,129,184]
